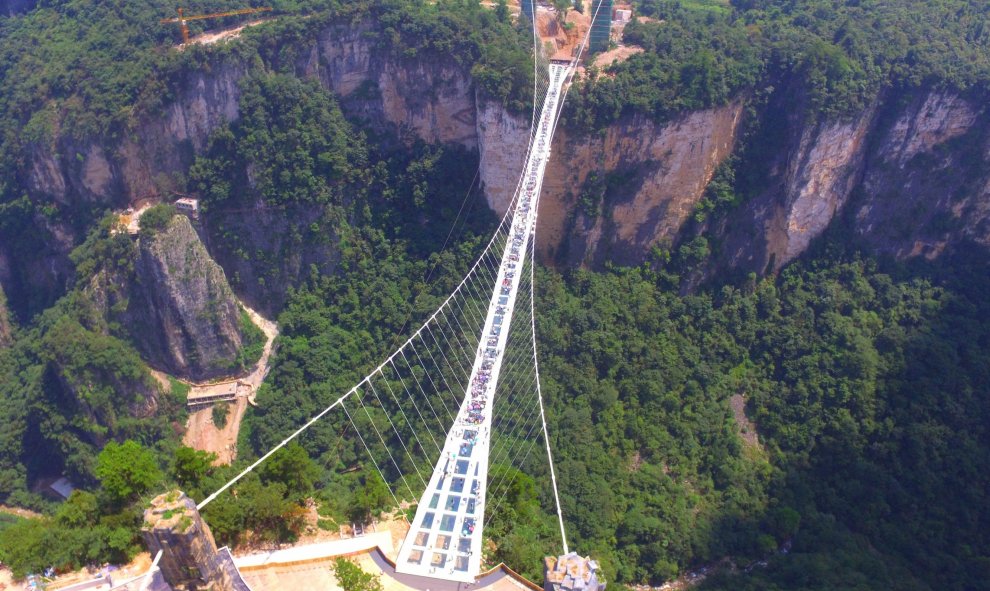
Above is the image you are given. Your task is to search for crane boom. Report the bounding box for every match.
[160,6,273,44]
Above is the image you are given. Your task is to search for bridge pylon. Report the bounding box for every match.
[142,490,240,591]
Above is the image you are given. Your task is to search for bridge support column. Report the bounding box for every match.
[142,490,235,591]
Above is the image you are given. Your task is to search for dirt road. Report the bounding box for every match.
[182,303,278,464]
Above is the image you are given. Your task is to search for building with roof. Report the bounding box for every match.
[174,198,200,218]
[543,553,606,591]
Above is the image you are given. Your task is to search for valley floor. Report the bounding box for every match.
[182,303,279,464]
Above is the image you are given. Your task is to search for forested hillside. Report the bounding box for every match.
[0,1,989,590]
[567,0,990,128]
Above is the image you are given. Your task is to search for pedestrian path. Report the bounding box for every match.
[393,63,571,583]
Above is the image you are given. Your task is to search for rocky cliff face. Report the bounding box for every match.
[852,92,990,259]
[21,29,478,214]
[477,99,531,217]
[308,25,478,148]
[7,62,248,313]
[5,26,484,314]
[475,97,744,268]
[133,215,254,381]
[541,104,743,267]
[6,21,990,317]
[26,64,246,209]
[717,88,990,276]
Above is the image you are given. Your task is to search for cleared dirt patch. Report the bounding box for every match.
[182,19,272,49]
[184,396,247,465]
[0,504,42,520]
[182,302,278,464]
[593,44,644,69]
[730,394,760,449]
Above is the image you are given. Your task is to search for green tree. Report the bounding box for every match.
[349,473,392,522]
[0,518,47,577]
[138,204,176,238]
[172,446,216,490]
[55,490,100,528]
[95,440,163,504]
[259,443,318,500]
[495,0,510,22]
[332,558,382,591]
[212,402,230,429]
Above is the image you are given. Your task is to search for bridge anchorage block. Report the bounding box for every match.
[142,490,237,591]
[544,553,606,591]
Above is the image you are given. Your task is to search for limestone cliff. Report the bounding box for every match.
[5,25,482,313]
[8,61,248,312]
[719,101,876,274]
[541,104,743,266]
[26,64,246,207]
[133,215,255,381]
[716,87,990,276]
[20,28,479,210]
[477,99,531,217]
[7,20,990,316]
[308,25,479,149]
[475,98,744,268]
[852,92,990,259]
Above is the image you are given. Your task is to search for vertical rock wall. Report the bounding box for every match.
[718,89,990,276]
[539,104,743,266]
[477,98,531,217]
[853,92,990,259]
[133,215,254,381]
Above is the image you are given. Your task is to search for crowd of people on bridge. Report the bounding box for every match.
[398,64,569,581]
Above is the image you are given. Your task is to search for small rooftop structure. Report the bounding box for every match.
[175,197,200,217]
[49,476,75,499]
[614,8,631,22]
[544,553,606,591]
[186,381,240,407]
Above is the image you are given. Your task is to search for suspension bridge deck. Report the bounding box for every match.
[394,63,571,582]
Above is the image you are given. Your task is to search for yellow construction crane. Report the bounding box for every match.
[161,6,273,44]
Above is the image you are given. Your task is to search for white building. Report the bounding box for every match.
[175,198,200,218]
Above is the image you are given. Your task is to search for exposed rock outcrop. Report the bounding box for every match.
[6,19,990,317]
[721,103,876,273]
[25,64,246,207]
[541,104,743,266]
[477,99,531,216]
[852,92,990,259]
[310,26,479,148]
[133,215,256,381]
[5,26,485,313]
[718,88,990,275]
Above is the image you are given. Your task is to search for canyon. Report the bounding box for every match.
[3,20,990,320]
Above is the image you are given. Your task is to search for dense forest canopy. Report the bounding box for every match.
[566,0,990,128]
